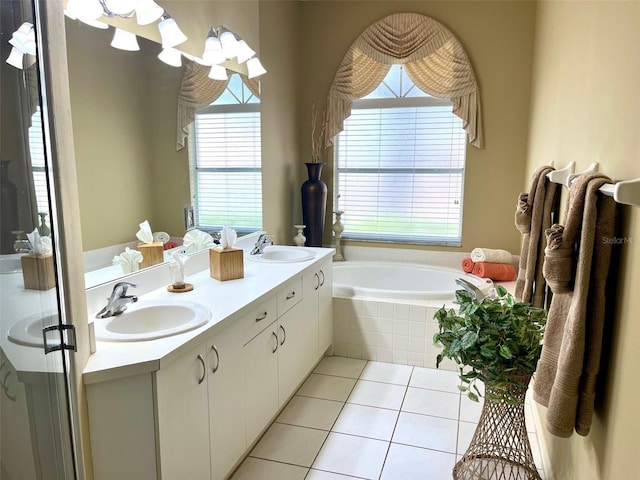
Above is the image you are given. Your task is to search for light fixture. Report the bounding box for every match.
[246,57,267,79]
[202,28,225,66]
[158,48,182,67]
[218,26,239,60]
[65,0,103,21]
[82,19,110,29]
[104,0,136,16]
[208,64,228,81]
[6,47,25,69]
[110,28,140,51]
[158,14,187,49]
[235,40,255,65]
[135,0,164,25]
[9,22,36,56]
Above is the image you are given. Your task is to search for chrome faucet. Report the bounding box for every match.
[250,234,273,255]
[96,282,138,318]
[454,277,486,301]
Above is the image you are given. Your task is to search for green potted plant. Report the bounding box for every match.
[433,285,547,480]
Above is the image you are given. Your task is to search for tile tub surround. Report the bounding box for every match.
[231,357,545,480]
[333,296,459,370]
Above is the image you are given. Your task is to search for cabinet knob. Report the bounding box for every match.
[211,345,220,373]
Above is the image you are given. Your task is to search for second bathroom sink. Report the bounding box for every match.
[248,246,317,263]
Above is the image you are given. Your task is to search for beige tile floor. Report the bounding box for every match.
[231,357,545,480]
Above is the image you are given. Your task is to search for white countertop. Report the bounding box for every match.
[83,247,334,385]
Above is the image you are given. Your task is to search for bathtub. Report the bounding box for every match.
[331,261,494,369]
[332,261,493,300]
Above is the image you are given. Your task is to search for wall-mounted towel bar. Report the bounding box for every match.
[546,162,640,207]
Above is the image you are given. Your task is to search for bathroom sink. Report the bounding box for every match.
[93,300,211,342]
[0,256,22,274]
[248,246,317,263]
[7,312,58,348]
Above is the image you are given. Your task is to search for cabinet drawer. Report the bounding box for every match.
[243,295,277,344]
[277,277,302,317]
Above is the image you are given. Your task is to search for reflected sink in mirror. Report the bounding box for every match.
[247,246,317,263]
[8,312,58,348]
[93,300,211,342]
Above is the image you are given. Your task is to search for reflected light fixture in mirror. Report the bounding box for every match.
[6,48,25,69]
[202,28,225,65]
[111,28,140,51]
[104,0,137,16]
[247,57,267,79]
[208,64,228,81]
[158,47,182,68]
[5,22,36,69]
[65,0,103,22]
[82,19,110,30]
[236,40,256,65]
[158,14,187,49]
[135,0,164,26]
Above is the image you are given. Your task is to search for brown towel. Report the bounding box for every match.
[461,257,475,273]
[471,262,516,281]
[514,166,560,308]
[542,225,574,293]
[533,173,616,437]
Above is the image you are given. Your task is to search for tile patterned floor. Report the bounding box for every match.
[231,357,545,480]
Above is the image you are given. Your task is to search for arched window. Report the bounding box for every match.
[328,13,481,245]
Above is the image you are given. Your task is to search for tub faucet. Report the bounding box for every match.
[455,277,486,302]
[96,282,138,318]
[250,234,273,255]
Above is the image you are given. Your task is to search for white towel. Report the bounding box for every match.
[470,247,512,264]
[113,247,143,274]
[183,229,215,254]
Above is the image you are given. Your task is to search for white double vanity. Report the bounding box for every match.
[83,245,333,480]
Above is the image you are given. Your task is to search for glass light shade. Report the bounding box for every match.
[9,32,36,56]
[82,19,110,29]
[105,0,136,15]
[111,28,140,51]
[158,17,188,49]
[24,54,36,68]
[135,0,164,25]
[246,57,267,78]
[66,0,103,21]
[208,64,228,81]
[202,35,225,65]
[184,53,211,66]
[235,40,255,64]
[6,47,24,69]
[64,9,77,20]
[158,48,182,67]
[219,30,239,59]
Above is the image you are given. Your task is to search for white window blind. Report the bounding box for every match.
[29,107,49,214]
[334,66,466,245]
[191,75,262,233]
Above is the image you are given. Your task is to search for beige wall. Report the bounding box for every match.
[299,0,537,252]
[526,1,640,479]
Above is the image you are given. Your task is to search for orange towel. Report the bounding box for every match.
[472,262,517,281]
[461,257,475,273]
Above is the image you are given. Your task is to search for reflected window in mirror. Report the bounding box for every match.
[28,106,49,213]
[189,73,262,235]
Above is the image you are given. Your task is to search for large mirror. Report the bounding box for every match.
[63,1,261,288]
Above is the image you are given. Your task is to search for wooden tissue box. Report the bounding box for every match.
[138,242,164,269]
[21,253,56,290]
[209,247,244,281]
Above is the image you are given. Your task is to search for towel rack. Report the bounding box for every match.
[547,163,640,208]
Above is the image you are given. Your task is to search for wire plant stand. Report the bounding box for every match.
[453,377,541,480]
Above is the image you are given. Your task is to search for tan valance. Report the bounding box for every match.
[176,60,260,150]
[326,12,483,148]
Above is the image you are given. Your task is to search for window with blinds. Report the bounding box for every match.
[334,65,466,245]
[29,107,49,214]
[190,74,262,233]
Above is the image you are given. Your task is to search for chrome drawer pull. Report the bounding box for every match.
[255,311,268,322]
[271,331,278,353]
[197,354,206,384]
[279,325,286,346]
[286,291,296,300]
[211,345,220,373]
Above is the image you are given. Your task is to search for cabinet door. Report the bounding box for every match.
[243,320,279,443]
[277,301,317,405]
[208,325,246,480]
[318,258,334,354]
[156,342,210,480]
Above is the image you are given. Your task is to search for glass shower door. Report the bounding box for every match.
[1,0,78,478]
